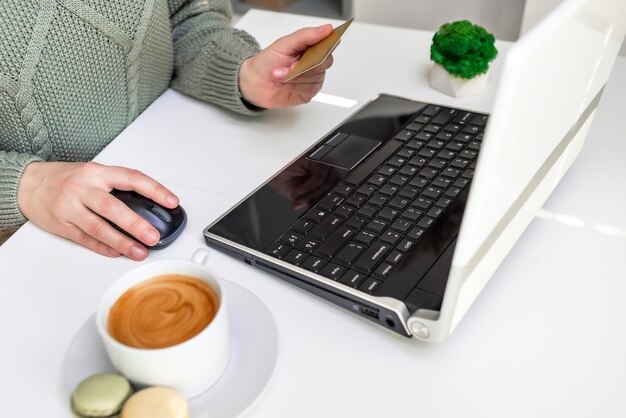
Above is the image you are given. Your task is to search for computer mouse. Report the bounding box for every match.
[110,190,187,250]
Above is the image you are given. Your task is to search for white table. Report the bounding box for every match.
[1,10,625,418]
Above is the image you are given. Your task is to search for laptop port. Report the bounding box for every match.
[361,306,379,320]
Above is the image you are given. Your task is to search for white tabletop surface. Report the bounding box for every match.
[1,10,625,418]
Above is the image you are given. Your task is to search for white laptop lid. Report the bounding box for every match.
[441,0,626,331]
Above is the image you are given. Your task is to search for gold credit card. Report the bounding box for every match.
[284,18,354,83]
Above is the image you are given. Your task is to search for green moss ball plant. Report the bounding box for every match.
[429,20,498,97]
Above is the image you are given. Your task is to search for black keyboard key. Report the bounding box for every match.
[423,124,441,134]
[390,219,413,233]
[431,177,453,189]
[422,104,442,116]
[372,263,394,281]
[309,215,342,239]
[441,167,461,179]
[354,230,377,245]
[398,186,420,199]
[418,167,438,179]
[397,148,417,158]
[339,270,367,288]
[386,250,405,264]
[379,184,400,196]
[444,123,462,133]
[396,239,415,253]
[426,139,446,150]
[353,241,392,274]
[346,215,368,230]
[394,129,415,142]
[317,194,343,212]
[408,177,429,189]
[297,238,321,252]
[452,111,474,125]
[422,187,443,199]
[407,227,425,240]
[462,125,481,135]
[399,165,419,177]
[414,114,431,124]
[401,207,423,221]
[366,219,388,234]
[334,204,355,219]
[305,209,328,223]
[377,165,397,177]
[445,141,464,152]
[471,114,488,127]
[418,148,436,158]
[417,216,436,229]
[359,278,381,294]
[367,193,390,208]
[377,207,400,222]
[389,175,410,187]
[387,156,407,167]
[279,231,303,245]
[380,230,402,245]
[445,187,462,198]
[388,196,411,210]
[406,139,425,150]
[470,160,477,169]
[415,131,433,141]
[367,174,387,187]
[454,133,473,143]
[454,178,470,188]
[406,122,424,132]
[356,183,377,197]
[301,256,328,273]
[459,149,477,160]
[427,159,446,169]
[408,156,428,167]
[356,204,378,219]
[320,263,346,280]
[467,141,481,152]
[436,150,457,161]
[435,131,454,142]
[267,242,290,259]
[426,206,444,219]
[413,197,433,210]
[292,219,314,234]
[345,140,402,186]
[344,194,366,208]
[334,183,354,196]
[431,108,457,126]
[316,226,356,258]
[462,169,475,179]
[450,158,471,169]
[284,249,308,266]
[335,242,366,266]
[435,197,453,208]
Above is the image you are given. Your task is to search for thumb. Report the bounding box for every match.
[273,24,333,55]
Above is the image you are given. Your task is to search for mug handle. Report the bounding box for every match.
[191,248,211,267]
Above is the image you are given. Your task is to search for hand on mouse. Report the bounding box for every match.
[17,161,179,261]
[239,24,334,108]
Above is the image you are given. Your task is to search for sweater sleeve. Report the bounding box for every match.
[0,151,42,230]
[168,0,262,115]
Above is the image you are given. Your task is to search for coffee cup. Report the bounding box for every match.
[96,249,229,398]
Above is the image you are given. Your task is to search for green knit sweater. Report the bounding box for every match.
[0,0,260,230]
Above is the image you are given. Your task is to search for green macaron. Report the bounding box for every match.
[71,373,133,418]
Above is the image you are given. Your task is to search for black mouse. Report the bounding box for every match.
[110,189,187,249]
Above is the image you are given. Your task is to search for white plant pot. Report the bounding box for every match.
[429,63,489,98]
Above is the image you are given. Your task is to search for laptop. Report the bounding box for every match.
[204,0,626,342]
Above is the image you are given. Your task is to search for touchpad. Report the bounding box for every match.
[308,134,381,170]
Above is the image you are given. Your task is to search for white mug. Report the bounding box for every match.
[96,249,229,398]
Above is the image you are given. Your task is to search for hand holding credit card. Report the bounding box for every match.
[284,18,354,83]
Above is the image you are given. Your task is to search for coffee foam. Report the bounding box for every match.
[108,275,219,349]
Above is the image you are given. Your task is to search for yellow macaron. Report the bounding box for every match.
[121,387,189,418]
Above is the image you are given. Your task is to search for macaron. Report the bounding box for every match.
[121,387,189,418]
[71,373,133,418]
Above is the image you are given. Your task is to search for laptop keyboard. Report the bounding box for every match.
[266,104,487,301]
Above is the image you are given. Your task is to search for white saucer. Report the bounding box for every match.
[62,280,279,418]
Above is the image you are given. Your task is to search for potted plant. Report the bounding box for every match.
[429,20,498,98]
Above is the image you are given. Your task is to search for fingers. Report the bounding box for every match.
[64,223,121,258]
[82,190,161,247]
[272,54,334,83]
[272,24,333,55]
[72,206,149,261]
[104,165,179,209]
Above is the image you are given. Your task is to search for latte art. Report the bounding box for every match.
[108,275,219,349]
